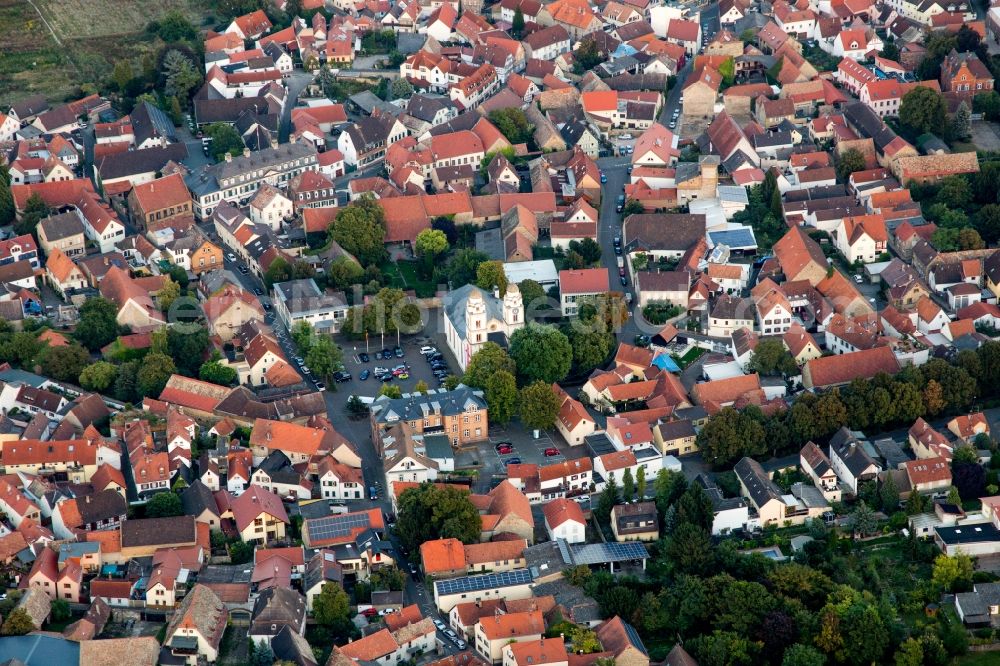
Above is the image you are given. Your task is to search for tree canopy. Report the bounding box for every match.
[396,483,482,552]
[509,324,572,384]
[330,196,387,266]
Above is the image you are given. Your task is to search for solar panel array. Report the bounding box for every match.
[568,541,648,565]
[434,568,533,597]
[306,512,372,543]
[622,621,649,656]
[708,228,757,249]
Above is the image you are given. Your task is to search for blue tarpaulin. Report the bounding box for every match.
[652,354,680,372]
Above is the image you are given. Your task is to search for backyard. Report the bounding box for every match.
[379,259,438,298]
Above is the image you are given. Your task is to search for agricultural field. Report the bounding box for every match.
[0,0,76,103]
[0,0,212,104]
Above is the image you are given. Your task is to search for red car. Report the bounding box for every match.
[543,447,560,457]
[361,608,378,617]
[497,445,514,455]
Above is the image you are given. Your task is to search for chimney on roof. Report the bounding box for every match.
[225,152,233,163]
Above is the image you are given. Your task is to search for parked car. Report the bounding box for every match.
[398,372,410,380]
[369,486,378,500]
[359,352,370,362]
[853,274,864,284]
[619,267,626,277]
[361,608,378,617]
[333,371,352,383]
[301,366,312,375]
[374,367,389,375]
[419,346,437,355]
[394,346,404,358]
[382,348,393,358]
[497,445,514,455]
[360,370,371,380]
[314,381,326,391]
[445,629,458,639]
[495,441,513,450]
[543,447,560,457]
[600,172,607,183]
[433,619,446,631]
[504,457,522,466]
[455,639,467,650]
[294,356,304,365]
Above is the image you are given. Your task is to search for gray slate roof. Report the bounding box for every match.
[371,384,486,425]
[443,283,504,342]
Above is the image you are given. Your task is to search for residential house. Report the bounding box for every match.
[231,484,289,545]
[828,428,882,494]
[249,587,307,647]
[163,584,228,665]
[542,499,586,544]
[610,501,659,542]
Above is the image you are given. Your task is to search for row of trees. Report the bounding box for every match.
[698,355,980,467]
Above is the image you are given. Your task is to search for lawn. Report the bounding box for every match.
[379,260,438,298]
[672,346,706,369]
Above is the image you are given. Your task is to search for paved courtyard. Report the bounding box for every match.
[971,121,1000,152]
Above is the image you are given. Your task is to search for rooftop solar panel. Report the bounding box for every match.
[305,512,372,543]
[566,541,648,565]
[708,228,758,250]
[434,569,533,597]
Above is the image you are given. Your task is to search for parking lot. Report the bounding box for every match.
[326,334,456,409]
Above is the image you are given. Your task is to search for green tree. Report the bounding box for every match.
[204,122,244,161]
[330,196,387,266]
[199,361,237,386]
[156,10,197,41]
[1,608,35,636]
[851,500,877,537]
[112,59,134,90]
[666,523,714,575]
[675,483,715,532]
[157,279,181,312]
[518,381,562,430]
[79,360,118,392]
[567,327,613,375]
[511,6,525,37]
[953,101,973,141]
[50,598,71,622]
[621,468,635,502]
[313,582,351,626]
[781,644,826,666]
[879,474,899,513]
[113,360,140,403]
[463,342,516,388]
[40,344,90,383]
[396,483,482,552]
[622,199,645,216]
[74,298,121,351]
[574,37,604,72]
[390,77,413,99]
[0,165,14,226]
[509,324,572,384]
[895,638,924,666]
[654,469,688,516]
[14,192,50,235]
[836,148,866,182]
[264,256,293,288]
[518,279,546,312]
[932,552,974,592]
[900,85,947,135]
[325,256,364,291]
[975,90,1000,121]
[167,326,209,377]
[636,466,646,500]
[718,56,735,86]
[137,352,177,397]
[1,332,42,367]
[595,475,620,525]
[379,384,402,399]
[697,407,766,467]
[415,228,449,276]
[161,49,202,106]
[306,336,343,381]
[369,566,406,591]
[748,338,797,376]
[488,108,534,146]
[975,204,1000,244]
[446,248,488,286]
[413,380,429,394]
[146,491,182,517]
[484,370,518,425]
[475,260,508,296]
